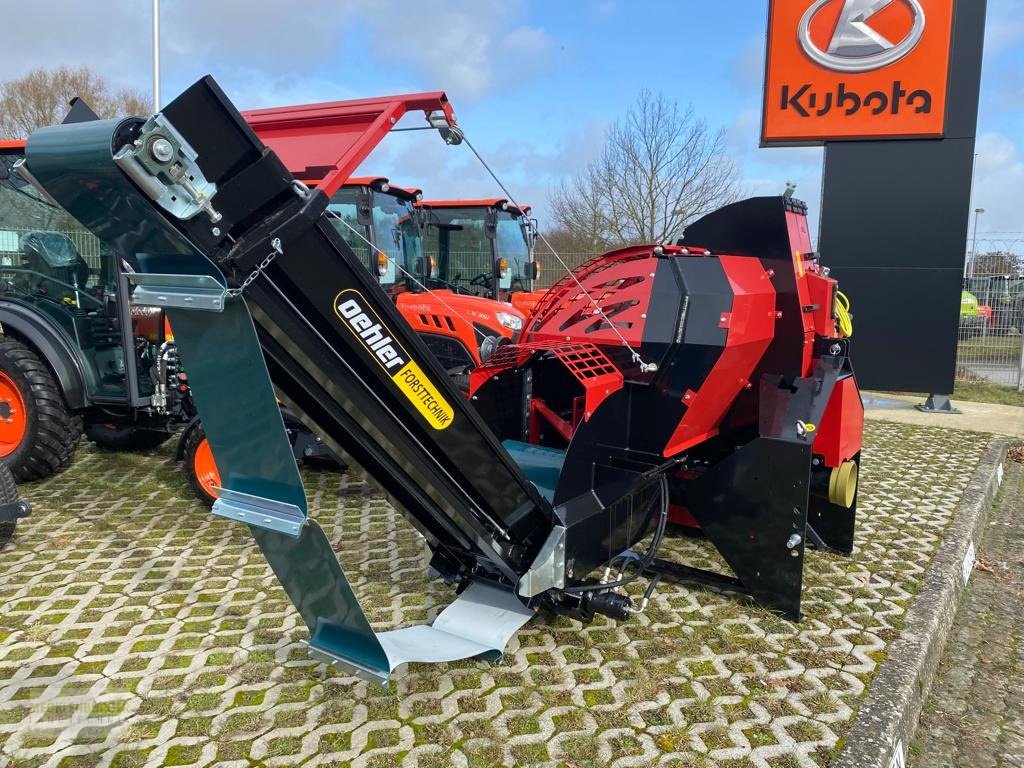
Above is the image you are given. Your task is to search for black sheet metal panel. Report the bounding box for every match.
[125,78,555,584]
[681,196,809,380]
[818,0,987,393]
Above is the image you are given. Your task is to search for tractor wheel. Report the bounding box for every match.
[0,336,82,482]
[85,423,171,452]
[183,422,220,507]
[0,461,19,549]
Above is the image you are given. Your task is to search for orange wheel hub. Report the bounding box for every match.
[0,372,27,458]
[193,437,222,499]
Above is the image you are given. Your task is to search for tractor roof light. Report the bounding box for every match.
[498,258,509,278]
[376,251,389,277]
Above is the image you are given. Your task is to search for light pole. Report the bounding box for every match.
[152,0,161,112]
[970,207,985,278]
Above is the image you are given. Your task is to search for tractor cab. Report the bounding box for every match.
[416,199,540,305]
[326,177,424,291]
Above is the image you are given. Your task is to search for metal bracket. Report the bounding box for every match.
[916,394,962,415]
[112,113,221,223]
[305,642,390,686]
[211,488,306,538]
[126,273,228,311]
[518,524,566,597]
[0,499,31,524]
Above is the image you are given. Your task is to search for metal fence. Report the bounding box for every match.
[0,227,105,271]
[535,252,600,288]
[957,271,1024,391]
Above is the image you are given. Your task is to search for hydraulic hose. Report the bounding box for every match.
[835,290,853,338]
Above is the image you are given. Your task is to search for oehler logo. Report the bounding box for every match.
[334,291,454,430]
[336,297,406,370]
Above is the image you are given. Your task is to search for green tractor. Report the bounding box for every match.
[0,141,197,481]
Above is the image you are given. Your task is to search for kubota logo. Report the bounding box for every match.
[761,0,953,143]
[798,0,926,73]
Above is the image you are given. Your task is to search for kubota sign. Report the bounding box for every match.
[762,0,956,145]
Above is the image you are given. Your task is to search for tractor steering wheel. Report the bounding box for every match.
[470,273,493,290]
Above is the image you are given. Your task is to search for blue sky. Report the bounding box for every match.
[4,0,1023,248]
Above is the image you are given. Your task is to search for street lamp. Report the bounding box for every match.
[970,207,985,277]
[152,0,161,112]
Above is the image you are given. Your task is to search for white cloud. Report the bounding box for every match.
[985,0,1024,57]
[972,132,1024,235]
[347,0,552,101]
[0,0,552,108]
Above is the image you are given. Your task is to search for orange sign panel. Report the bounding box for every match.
[762,0,956,145]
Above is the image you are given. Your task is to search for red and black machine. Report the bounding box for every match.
[22,77,862,680]
[471,196,862,616]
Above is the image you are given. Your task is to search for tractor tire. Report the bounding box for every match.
[0,336,82,482]
[182,422,220,507]
[0,462,19,549]
[447,367,471,395]
[85,423,171,452]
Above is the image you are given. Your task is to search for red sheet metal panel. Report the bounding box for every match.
[815,376,863,466]
[524,247,662,350]
[242,92,455,198]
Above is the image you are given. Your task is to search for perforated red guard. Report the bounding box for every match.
[525,246,681,347]
[470,341,623,420]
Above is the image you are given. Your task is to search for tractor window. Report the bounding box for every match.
[371,193,412,286]
[496,212,531,292]
[0,151,128,400]
[424,209,492,296]
[326,189,372,271]
[398,213,423,285]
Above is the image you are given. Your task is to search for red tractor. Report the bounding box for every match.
[324,178,525,377]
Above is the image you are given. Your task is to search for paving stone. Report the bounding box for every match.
[0,422,990,767]
[911,459,1024,768]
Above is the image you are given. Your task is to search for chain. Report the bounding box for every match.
[225,237,283,298]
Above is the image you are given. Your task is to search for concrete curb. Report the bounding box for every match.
[836,438,1010,768]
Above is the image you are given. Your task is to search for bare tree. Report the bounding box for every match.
[0,67,149,138]
[550,90,741,248]
[970,250,1023,277]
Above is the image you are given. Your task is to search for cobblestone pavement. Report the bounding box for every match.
[910,458,1024,768]
[0,422,990,768]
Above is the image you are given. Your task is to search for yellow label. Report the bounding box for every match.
[333,289,454,430]
[391,361,454,430]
